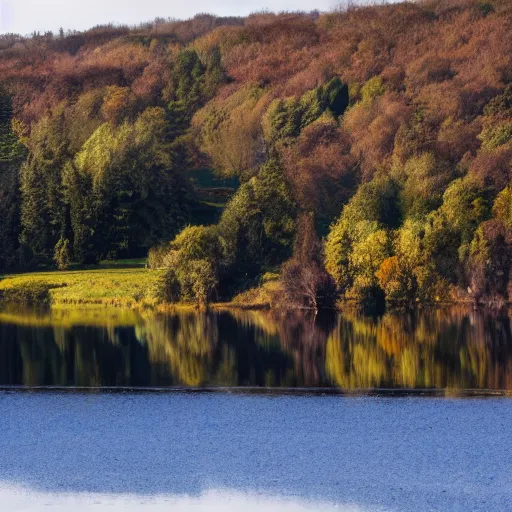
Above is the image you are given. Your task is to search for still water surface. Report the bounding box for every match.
[1,306,512,391]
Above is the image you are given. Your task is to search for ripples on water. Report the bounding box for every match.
[1,394,511,512]
[1,306,511,391]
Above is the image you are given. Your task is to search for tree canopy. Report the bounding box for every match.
[1,0,512,308]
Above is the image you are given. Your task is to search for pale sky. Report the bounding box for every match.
[0,0,336,35]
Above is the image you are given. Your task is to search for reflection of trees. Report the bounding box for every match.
[227,309,334,387]
[268,311,334,387]
[16,326,62,386]
[326,307,512,390]
[139,309,334,388]
[141,313,220,387]
[0,323,150,387]
[326,314,388,389]
[1,307,512,390]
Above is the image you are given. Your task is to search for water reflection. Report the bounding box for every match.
[1,306,511,390]
[0,485,363,512]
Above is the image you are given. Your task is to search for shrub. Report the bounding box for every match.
[147,245,168,269]
[156,225,222,307]
[160,255,218,308]
[0,282,55,306]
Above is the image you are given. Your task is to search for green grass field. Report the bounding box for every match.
[0,267,164,308]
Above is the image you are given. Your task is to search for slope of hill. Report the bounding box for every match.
[1,0,512,308]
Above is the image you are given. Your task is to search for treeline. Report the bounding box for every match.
[0,48,226,267]
[1,0,512,308]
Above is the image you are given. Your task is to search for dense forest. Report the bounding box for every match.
[1,0,512,309]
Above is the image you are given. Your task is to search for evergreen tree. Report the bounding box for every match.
[20,106,69,264]
[0,91,26,271]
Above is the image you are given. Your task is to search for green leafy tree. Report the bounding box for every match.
[347,229,391,304]
[72,109,192,262]
[396,152,452,220]
[375,220,449,306]
[325,176,400,292]
[263,78,349,146]
[493,185,512,228]
[159,225,222,307]
[361,76,386,105]
[218,157,296,292]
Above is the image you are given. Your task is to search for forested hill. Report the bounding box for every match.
[1,0,512,308]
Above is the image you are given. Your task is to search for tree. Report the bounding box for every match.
[493,185,512,229]
[71,109,193,262]
[346,229,391,304]
[466,220,511,302]
[422,176,491,283]
[61,162,97,264]
[282,114,357,223]
[397,152,452,220]
[325,175,400,294]
[101,86,136,125]
[217,156,297,293]
[158,225,222,307]
[194,84,267,179]
[20,106,69,265]
[262,77,349,147]
[0,91,26,271]
[361,76,386,105]
[280,215,336,310]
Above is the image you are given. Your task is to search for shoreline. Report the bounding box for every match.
[1,385,511,398]
[1,267,509,313]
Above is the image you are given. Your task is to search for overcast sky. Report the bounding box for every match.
[0,0,336,35]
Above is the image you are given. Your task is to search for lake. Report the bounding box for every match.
[1,306,512,511]
[1,306,512,391]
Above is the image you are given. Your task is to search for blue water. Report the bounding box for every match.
[1,392,511,511]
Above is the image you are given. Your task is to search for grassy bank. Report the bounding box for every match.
[0,267,164,308]
[0,266,281,311]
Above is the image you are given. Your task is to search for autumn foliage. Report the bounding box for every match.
[1,0,512,307]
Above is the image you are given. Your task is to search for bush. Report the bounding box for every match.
[160,255,218,308]
[155,225,221,307]
[0,282,55,306]
[147,244,168,269]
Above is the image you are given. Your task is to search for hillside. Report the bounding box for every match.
[1,0,512,308]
